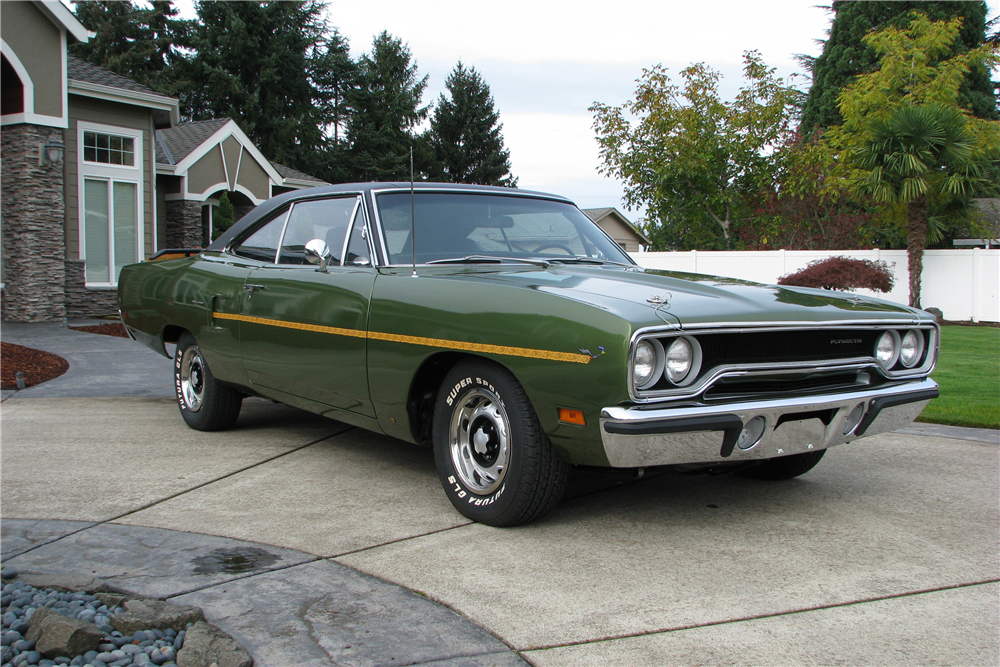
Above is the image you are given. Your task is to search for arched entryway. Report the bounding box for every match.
[202,190,255,244]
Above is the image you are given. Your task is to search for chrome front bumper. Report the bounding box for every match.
[599,379,939,467]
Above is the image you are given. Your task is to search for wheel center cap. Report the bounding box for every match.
[473,427,490,455]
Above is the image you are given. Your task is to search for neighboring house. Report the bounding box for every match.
[582,207,650,253]
[1,1,325,323]
[953,199,1000,248]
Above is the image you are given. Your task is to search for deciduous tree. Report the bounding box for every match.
[591,52,800,250]
[801,1,997,133]
[828,16,1000,307]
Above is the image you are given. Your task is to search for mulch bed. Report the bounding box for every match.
[1,342,69,390]
[68,322,130,338]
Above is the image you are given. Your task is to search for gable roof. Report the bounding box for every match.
[68,55,162,97]
[582,207,651,245]
[269,160,326,184]
[67,55,178,126]
[156,118,231,165]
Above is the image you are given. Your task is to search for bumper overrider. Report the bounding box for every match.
[600,379,939,468]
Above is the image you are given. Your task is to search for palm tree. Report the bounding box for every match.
[853,104,989,308]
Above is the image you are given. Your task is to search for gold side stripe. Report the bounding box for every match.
[214,312,367,339]
[213,312,591,364]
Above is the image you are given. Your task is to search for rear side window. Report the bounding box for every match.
[232,209,288,262]
[278,197,358,265]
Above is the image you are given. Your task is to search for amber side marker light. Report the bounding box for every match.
[558,408,586,426]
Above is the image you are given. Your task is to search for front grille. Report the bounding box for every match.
[698,329,880,367]
[637,325,936,401]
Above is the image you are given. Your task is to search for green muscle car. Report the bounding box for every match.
[118,183,939,526]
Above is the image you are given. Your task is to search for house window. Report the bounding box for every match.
[83,179,138,284]
[83,131,135,166]
[78,122,143,286]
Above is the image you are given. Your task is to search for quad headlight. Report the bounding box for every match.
[875,330,899,369]
[632,339,663,390]
[631,335,701,393]
[665,337,695,384]
[899,329,925,368]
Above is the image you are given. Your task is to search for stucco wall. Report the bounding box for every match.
[187,145,226,197]
[0,1,64,121]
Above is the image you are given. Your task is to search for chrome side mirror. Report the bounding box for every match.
[304,238,332,272]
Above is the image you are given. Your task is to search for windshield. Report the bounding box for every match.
[375,192,634,266]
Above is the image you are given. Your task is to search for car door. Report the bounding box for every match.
[237,194,377,417]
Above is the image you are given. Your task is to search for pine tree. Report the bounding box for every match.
[427,62,516,187]
[71,0,188,92]
[801,1,997,132]
[173,1,332,170]
[342,32,429,182]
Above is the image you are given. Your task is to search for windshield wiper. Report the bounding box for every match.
[546,257,631,267]
[425,255,550,267]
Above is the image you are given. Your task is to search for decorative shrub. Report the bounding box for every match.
[777,256,895,293]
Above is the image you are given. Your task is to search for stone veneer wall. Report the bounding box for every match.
[1,124,67,322]
[165,200,204,249]
[64,260,118,318]
[234,205,256,223]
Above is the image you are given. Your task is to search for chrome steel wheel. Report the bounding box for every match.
[449,387,510,494]
[180,346,206,412]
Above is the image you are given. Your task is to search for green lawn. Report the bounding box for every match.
[916,325,1000,430]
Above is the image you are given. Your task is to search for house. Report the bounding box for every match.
[582,207,650,253]
[1,1,325,322]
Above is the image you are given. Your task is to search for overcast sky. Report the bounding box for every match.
[172,0,1000,220]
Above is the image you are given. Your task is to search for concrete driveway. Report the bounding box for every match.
[1,325,998,665]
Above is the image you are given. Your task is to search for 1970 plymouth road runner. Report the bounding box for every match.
[119,182,939,526]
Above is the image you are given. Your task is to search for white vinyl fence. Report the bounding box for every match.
[632,248,1000,323]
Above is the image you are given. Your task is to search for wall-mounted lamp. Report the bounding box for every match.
[39,132,65,167]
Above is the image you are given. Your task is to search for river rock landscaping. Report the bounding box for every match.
[0,572,250,667]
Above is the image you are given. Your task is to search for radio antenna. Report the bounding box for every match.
[410,146,417,278]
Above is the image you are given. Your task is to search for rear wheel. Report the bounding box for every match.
[738,449,826,480]
[433,360,567,526]
[174,332,242,431]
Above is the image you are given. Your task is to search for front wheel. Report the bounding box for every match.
[737,449,826,480]
[433,360,567,527]
[174,333,243,431]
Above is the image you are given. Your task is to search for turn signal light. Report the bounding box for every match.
[559,408,586,426]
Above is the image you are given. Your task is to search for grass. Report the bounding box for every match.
[916,325,1000,430]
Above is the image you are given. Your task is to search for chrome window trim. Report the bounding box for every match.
[224,190,366,261]
[627,321,940,403]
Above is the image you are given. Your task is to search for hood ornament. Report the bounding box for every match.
[647,291,671,306]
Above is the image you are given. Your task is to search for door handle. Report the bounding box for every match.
[243,284,267,292]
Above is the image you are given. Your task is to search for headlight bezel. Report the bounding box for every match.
[899,329,925,368]
[874,330,900,370]
[632,338,664,391]
[664,336,701,387]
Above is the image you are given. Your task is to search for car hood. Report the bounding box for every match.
[443,264,925,328]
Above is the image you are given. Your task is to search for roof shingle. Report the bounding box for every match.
[67,55,168,98]
[156,119,232,165]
